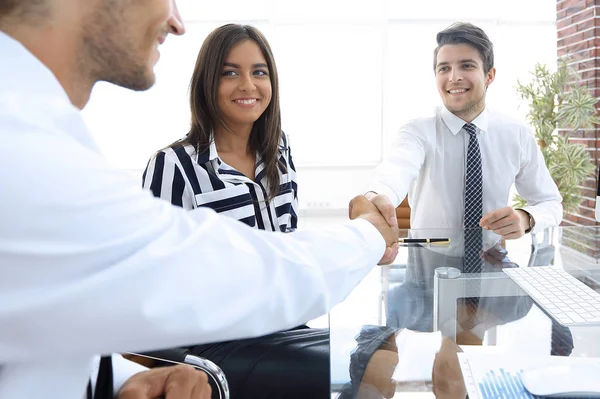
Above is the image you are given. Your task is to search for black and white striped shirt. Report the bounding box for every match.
[143,134,298,232]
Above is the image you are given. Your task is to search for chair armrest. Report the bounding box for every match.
[181,354,229,399]
[126,350,230,399]
[396,196,411,229]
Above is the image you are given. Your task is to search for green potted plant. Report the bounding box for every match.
[514,59,597,215]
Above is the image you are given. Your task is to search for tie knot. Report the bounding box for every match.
[463,123,477,136]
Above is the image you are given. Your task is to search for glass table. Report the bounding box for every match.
[330,226,600,398]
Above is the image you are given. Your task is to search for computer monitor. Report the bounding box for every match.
[596,165,600,222]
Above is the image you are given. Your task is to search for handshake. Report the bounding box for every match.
[349,193,399,265]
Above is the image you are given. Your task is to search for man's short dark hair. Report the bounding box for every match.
[433,22,494,73]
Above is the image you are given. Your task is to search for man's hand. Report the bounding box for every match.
[364,192,399,230]
[432,338,467,399]
[349,195,399,264]
[118,365,211,399]
[479,207,530,239]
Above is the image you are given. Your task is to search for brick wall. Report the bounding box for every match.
[557,0,599,227]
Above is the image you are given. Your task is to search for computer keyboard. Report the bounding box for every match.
[503,267,600,327]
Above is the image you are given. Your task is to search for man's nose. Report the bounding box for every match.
[449,69,462,83]
[168,0,186,36]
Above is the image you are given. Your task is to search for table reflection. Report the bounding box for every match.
[331,227,600,398]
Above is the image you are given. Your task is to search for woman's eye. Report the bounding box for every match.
[222,70,237,77]
[254,70,269,77]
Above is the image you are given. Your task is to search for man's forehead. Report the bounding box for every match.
[436,44,482,65]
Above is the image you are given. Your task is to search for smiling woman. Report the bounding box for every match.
[142,24,294,227]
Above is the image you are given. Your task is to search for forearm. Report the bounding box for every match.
[515,132,563,233]
[1,136,385,363]
[1,207,383,362]
[367,133,424,208]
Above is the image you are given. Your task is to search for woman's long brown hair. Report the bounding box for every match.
[184,24,283,201]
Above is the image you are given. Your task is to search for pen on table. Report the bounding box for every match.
[397,238,451,244]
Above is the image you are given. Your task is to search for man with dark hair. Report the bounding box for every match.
[433,22,494,74]
[352,22,563,346]
[0,1,398,398]
[362,21,561,241]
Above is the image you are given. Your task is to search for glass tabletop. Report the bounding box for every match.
[330,226,600,398]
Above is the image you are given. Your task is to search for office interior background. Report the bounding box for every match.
[78,0,600,376]
[82,0,559,227]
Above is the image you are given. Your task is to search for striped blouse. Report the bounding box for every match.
[142,134,298,232]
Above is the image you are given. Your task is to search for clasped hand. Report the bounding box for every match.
[348,194,399,265]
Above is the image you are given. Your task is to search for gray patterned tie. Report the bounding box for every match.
[463,123,483,273]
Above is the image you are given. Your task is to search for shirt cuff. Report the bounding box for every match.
[111,354,148,394]
[365,183,400,207]
[347,218,387,257]
[519,207,546,234]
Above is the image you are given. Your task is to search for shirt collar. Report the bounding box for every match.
[196,134,288,165]
[194,141,218,164]
[0,31,100,152]
[440,105,489,135]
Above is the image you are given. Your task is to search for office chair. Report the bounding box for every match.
[396,196,411,232]
[127,349,230,399]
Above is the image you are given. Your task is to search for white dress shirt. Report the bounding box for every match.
[369,106,562,233]
[0,32,384,398]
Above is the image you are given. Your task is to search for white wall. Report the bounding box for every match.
[81,0,557,217]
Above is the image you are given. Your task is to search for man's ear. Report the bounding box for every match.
[485,67,496,88]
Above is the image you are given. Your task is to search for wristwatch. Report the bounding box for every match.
[524,210,535,233]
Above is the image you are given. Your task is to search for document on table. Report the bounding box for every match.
[458,352,600,399]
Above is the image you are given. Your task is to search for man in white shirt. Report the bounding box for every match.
[360,22,563,347]
[362,22,562,240]
[0,1,398,398]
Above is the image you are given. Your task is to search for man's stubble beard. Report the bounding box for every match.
[448,89,486,122]
[79,1,155,92]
